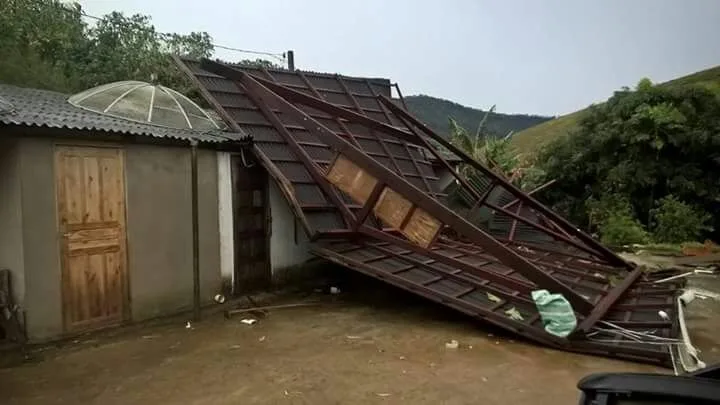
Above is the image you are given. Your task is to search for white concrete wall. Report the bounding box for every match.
[435,166,457,192]
[217,152,234,292]
[268,180,312,275]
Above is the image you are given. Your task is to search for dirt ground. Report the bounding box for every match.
[1,269,718,405]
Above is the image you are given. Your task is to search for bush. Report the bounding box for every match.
[599,213,650,247]
[535,79,720,240]
[590,195,650,246]
[650,195,712,243]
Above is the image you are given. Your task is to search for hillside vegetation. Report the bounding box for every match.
[404,94,551,138]
[536,78,720,244]
[511,65,720,154]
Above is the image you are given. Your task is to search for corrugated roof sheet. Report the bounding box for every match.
[0,83,247,144]
[177,58,443,232]
[178,58,691,367]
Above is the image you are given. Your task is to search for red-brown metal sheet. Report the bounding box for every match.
[311,236,679,366]
[175,57,685,366]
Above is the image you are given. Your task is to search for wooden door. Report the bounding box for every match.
[231,155,270,293]
[55,146,128,332]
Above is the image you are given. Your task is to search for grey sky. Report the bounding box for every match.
[79,0,720,116]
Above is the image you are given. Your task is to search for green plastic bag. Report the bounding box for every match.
[531,289,577,338]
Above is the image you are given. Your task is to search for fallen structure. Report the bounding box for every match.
[177,57,702,369]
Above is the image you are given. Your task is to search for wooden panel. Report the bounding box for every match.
[83,157,102,223]
[56,146,127,332]
[326,155,378,203]
[402,208,442,248]
[100,156,123,222]
[327,154,444,248]
[373,188,412,228]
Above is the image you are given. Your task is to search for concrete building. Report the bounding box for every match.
[0,83,312,342]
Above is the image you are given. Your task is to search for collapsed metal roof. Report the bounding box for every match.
[177,57,696,368]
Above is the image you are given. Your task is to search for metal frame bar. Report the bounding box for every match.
[297,71,363,149]
[312,245,562,346]
[180,58,681,367]
[236,74,356,228]
[252,145,314,238]
[501,180,557,209]
[377,95,629,268]
[212,68,596,313]
[363,242,537,307]
[573,266,645,336]
[360,226,534,295]
[353,182,385,230]
[239,69,613,264]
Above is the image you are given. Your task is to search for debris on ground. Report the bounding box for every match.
[505,307,524,321]
[445,340,459,349]
[224,302,320,319]
[185,322,192,329]
[240,319,257,326]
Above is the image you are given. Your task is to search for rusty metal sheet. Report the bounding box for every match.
[176,57,440,237]
[311,236,682,366]
[177,57,686,367]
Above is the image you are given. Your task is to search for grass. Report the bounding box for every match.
[510,65,720,155]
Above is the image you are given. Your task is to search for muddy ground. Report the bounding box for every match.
[1,267,718,405]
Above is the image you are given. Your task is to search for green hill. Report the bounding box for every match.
[404,94,551,139]
[510,65,720,155]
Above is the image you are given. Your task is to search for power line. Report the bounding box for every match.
[50,1,287,64]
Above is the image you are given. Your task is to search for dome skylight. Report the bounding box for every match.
[68,81,220,131]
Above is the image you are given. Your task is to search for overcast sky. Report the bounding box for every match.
[78,0,720,116]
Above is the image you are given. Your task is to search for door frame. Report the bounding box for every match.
[54,142,131,333]
[229,151,272,295]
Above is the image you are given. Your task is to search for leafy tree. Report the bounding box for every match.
[0,0,88,92]
[538,78,720,241]
[599,212,650,247]
[237,58,282,69]
[650,195,713,243]
[449,106,544,190]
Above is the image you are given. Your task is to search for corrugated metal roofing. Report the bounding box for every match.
[0,83,247,144]
[177,58,691,368]
[177,58,442,232]
[313,235,683,365]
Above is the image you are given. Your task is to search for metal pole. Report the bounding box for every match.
[191,140,201,321]
[287,50,295,71]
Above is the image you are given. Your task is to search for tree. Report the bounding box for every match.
[0,0,88,91]
[237,58,282,69]
[537,78,720,241]
[0,0,216,95]
[0,0,286,103]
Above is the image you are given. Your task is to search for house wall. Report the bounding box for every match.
[434,165,457,192]
[125,144,221,321]
[268,179,313,282]
[216,152,234,293]
[0,139,25,312]
[17,137,63,340]
[13,137,222,341]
